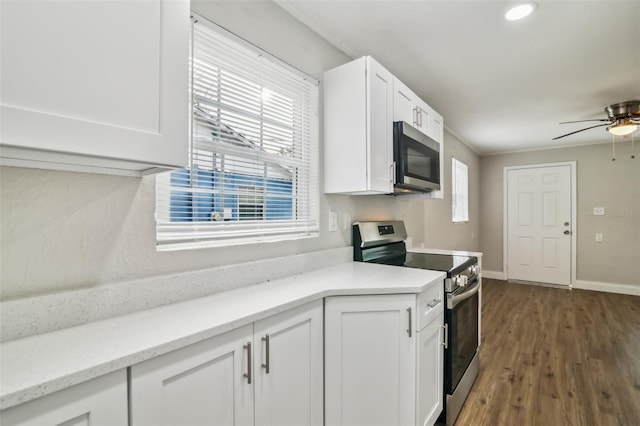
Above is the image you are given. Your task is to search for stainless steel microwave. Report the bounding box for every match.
[393,121,441,194]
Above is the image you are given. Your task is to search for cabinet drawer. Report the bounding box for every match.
[416,281,444,331]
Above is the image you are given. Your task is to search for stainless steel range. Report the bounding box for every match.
[353,220,480,426]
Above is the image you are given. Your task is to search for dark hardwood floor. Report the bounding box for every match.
[455,279,640,426]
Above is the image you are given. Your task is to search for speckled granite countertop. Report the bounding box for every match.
[0,261,445,410]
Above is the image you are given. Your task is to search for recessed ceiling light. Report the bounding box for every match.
[505,3,536,21]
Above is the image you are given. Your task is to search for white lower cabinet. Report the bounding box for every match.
[254,301,324,426]
[130,299,323,426]
[416,317,444,426]
[325,291,444,426]
[131,324,254,426]
[0,370,127,426]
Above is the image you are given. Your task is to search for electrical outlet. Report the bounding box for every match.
[329,211,338,232]
[593,207,605,216]
[595,233,603,242]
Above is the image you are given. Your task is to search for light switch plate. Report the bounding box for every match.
[595,233,603,242]
[593,207,605,216]
[329,211,338,232]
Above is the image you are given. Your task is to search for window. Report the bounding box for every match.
[238,186,264,221]
[452,158,469,223]
[155,14,319,250]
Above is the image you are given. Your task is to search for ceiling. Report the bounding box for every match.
[275,0,640,154]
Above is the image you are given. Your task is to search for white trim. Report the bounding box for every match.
[479,138,632,157]
[482,270,506,280]
[574,280,640,297]
[443,125,480,155]
[503,161,577,286]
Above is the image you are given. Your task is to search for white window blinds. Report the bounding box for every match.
[452,158,469,223]
[156,15,319,250]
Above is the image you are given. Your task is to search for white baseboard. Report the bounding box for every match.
[480,272,638,296]
[573,280,640,296]
[482,270,506,280]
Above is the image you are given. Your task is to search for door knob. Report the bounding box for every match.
[563,230,571,235]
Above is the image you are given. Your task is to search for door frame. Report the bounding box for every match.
[502,161,577,286]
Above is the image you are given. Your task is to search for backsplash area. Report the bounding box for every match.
[0,246,352,342]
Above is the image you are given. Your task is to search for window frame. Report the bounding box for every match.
[451,157,469,223]
[155,14,319,250]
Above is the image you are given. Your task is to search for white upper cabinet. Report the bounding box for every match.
[324,56,394,194]
[392,77,445,199]
[0,0,190,176]
[392,77,443,145]
[393,78,418,125]
[324,56,444,197]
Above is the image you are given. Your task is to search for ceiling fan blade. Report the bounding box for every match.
[552,123,611,140]
[558,119,611,124]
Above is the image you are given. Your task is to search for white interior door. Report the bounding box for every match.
[506,165,572,285]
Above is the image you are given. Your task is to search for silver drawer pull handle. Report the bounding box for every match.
[261,334,270,374]
[442,324,448,349]
[407,307,412,337]
[243,342,252,384]
[427,298,441,308]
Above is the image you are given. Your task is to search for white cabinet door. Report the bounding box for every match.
[366,57,395,194]
[393,78,434,138]
[416,318,444,426]
[426,109,444,145]
[325,294,416,426]
[130,325,254,426]
[393,77,417,126]
[0,371,127,426]
[324,56,393,194]
[0,0,189,176]
[254,300,323,426]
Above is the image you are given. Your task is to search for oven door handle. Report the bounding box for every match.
[448,279,480,309]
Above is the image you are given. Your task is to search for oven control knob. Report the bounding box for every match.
[459,275,468,287]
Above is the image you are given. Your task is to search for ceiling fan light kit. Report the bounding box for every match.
[553,100,640,139]
[607,119,638,137]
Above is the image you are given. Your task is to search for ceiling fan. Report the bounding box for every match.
[552,100,640,140]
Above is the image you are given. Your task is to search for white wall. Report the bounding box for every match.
[0,0,482,301]
[0,1,414,300]
[422,130,480,252]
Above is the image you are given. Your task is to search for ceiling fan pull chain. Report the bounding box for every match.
[611,134,616,161]
[631,133,636,159]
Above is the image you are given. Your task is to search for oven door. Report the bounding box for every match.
[444,277,480,395]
